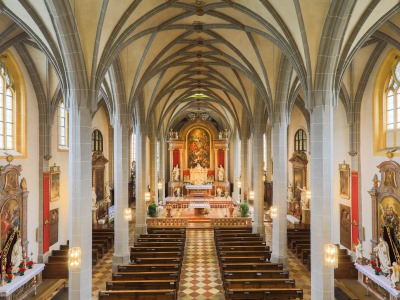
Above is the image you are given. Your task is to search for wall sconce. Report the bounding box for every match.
[324,244,338,268]
[270,206,278,219]
[249,191,255,201]
[158,180,163,190]
[68,247,81,271]
[145,192,151,202]
[124,208,132,221]
[237,180,241,188]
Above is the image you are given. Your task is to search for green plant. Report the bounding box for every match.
[148,203,158,217]
[239,202,250,217]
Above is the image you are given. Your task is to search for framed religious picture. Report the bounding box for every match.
[340,204,351,249]
[293,167,303,201]
[4,170,18,194]
[339,161,350,199]
[50,164,61,201]
[49,208,59,246]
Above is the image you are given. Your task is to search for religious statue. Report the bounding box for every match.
[11,237,22,274]
[216,187,222,197]
[389,262,400,288]
[374,237,391,273]
[218,165,224,181]
[354,240,363,260]
[172,165,180,182]
[174,187,181,197]
[105,182,111,203]
[218,131,223,139]
[169,128,174,140]
[298,185,309,209]
[92,187,97,208]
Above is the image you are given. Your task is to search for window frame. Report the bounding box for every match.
[57,98,69,151]
[92,129,104,153]
[294,129,307,152]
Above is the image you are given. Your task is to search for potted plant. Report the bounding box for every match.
[148,202,158,217]
[239,202,250,217]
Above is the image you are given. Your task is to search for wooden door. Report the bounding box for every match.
[43,171,50,253]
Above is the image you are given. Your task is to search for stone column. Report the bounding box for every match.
[224,149,228,182]
[271,120,288,267]
[247,136,253,196]
[214,149,218,178]
[240,137,248,202]
[149,135,158,203]
[179,149,183,181]
[112,121,130,271]
[252,127,265,235]
[266,126,273,182]
[159,135,166,204]
[310,103,334,299]
[68,105,92,299]
[135,128,148,238]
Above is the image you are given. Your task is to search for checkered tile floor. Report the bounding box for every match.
[178,229,224,299]
[91,217,311,299]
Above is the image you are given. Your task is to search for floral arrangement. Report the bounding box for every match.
[374,266,382,276]
[18,260,26,276]
[27,252,34,269]
[203,209,210,215]
[6,267,13,283]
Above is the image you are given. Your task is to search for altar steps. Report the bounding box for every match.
[187,218,212,229]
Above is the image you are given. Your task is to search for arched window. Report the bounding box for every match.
[385,60,400,148]
[92,129,103,152]
[131,131,136,163]
[294,129,307,152]
[58,99,68,149]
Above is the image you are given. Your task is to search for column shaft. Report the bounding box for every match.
[135,130,148,237]
[271,121,288,267]
[68,105,92,299]
[112,122,130,270]
[253,129,265,234]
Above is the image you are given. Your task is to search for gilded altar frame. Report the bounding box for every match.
[339,162,350,199]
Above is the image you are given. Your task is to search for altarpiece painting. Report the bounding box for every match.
[50,164,60,201]
[340,204,351,249]
[187,127,210,169]
[339,161,350,199]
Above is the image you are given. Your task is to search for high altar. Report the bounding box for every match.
[167,122,230,197]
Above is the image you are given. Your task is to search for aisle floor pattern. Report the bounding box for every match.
[178,229,224,299]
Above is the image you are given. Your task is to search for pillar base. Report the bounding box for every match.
[271,254,288,268]
[252,223,265,236]
[112,253,131,272]
[134,224,147,241]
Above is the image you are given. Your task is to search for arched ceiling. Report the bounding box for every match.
[0,0,399,137]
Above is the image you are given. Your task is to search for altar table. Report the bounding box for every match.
[0,263,44,300]
[184,184,213,197]
[355,263,400,299]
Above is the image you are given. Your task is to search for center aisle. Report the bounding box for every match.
[178,229,225,299]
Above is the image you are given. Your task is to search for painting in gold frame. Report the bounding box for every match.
[50,164,60,201]
[339,162,350,199]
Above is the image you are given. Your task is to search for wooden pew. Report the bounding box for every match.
[93,238,110,252]
[106,280,178,291]
[225,278,296,289]
[93,249,99,265]
[295,244,310,258]
[43,262,68,279]
[118,264,180,273]
[48,256,68,262]
[219,255,271,263]
[131,246,184,253]
[215,227,253,233]
[99,289,176,300]
[134,242,184,247]
[291,239,310,252]
[217,241,267,247]
[137,238,184,243]
[112,271,179,281]
[147,228,186,234]
[216,236,264,242]
[287,235,310,249]
[218,250,271,261]
[226,288,303,299]
[130,251,182,259]
[222,270,290,279]
[132,257,182,265]
[215,233,262,239]
[287,228,310,234]
[139,234,185,239]
[93,243,105,258]
[218,245,269,252]
[301,249,311,264]
[221,262,283,271]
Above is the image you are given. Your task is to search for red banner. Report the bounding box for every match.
[351,171,359,247]
[173,149,180,167]
[43,171,50,254]
[218,149,224,167]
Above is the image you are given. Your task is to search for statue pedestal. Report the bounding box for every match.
[302,208,310,224]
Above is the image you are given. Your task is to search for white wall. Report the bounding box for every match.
[288,105,309,188]
[332,100,351,248]
[49,113,69,251]
[92,105,111,185]
[359,47,394,257]
[10,49,40,260]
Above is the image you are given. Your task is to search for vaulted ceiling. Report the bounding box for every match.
[0,0,399,138]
